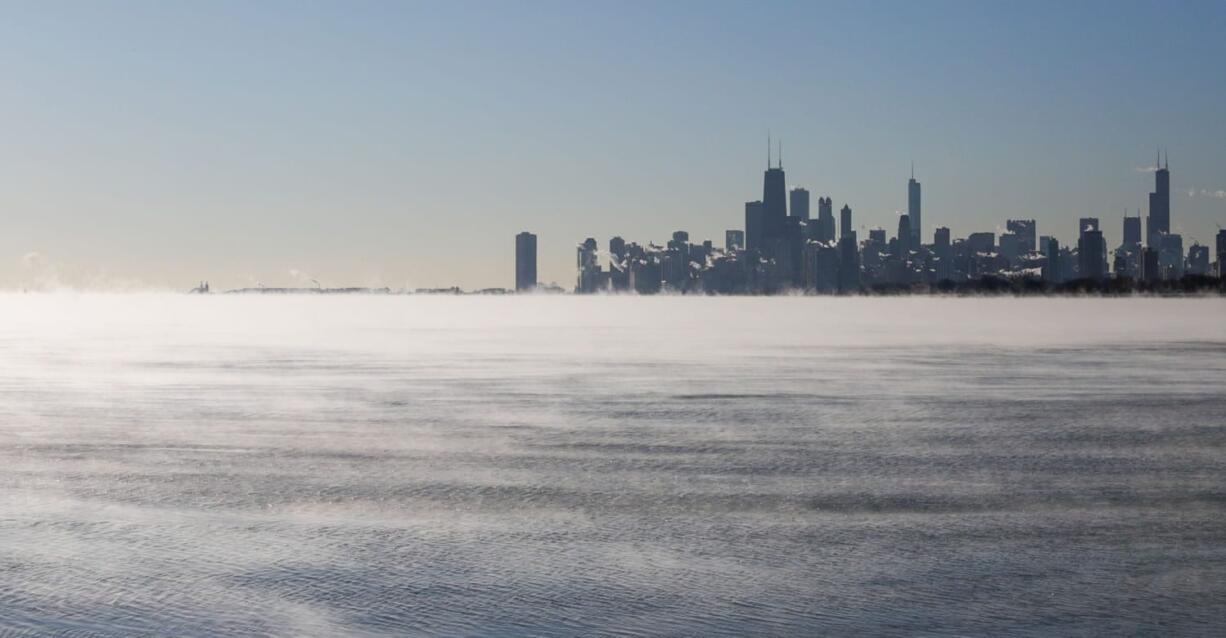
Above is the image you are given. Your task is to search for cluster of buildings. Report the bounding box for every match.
[513,146,1226,294]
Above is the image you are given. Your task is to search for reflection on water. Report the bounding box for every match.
[0,295,1223,636]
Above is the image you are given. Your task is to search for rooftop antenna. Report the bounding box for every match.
[1164,149,1169,170]
[911,160,914,180]
[778,139,782,169]
[767,132,771,169]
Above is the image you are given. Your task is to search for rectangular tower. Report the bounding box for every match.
[789,188,810,221]
[1147,155,1170,246]
[840,205,853,240]
[908,171,921,243]
[515,231,537,292]
[744,201,764,253]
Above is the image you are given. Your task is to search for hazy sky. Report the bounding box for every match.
[1,1,1224,290]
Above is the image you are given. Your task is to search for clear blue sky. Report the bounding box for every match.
[1,1,1223,290]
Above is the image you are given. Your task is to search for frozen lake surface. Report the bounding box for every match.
[0,294,1223,636]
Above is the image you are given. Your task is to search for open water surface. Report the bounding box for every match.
[0,295,1223,636]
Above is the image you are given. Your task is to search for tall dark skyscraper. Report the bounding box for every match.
[839,204,853,240]
[789,187,810,221]
[1079,229,1106,281]
[1078,217,1106,278]
[934,227,952,280]
[815,197,835,242]
[1122,214,1142,247]
[515,231,537,292]
[744,201,765,253]
[761,138,787,253]
[1043,238,1062,282]
[907,165,921,243]
[838,231,859,292]
[1147,152,1170,246]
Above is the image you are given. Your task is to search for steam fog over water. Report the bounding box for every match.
[1,295,1223,636]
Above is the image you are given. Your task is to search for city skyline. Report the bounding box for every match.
[1,2,1225,291]
[560,145,1224,295]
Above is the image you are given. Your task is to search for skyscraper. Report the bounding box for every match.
[934,227,952,281]
[1147,152,1170,246]
[1122,214,1142,247]
[609,236,630,291]
[1186,244,1210,276]
[907,165,921,243]
[515,231,537,292]
[838,231,859,292]
[815,197,835,242]
[762,139,787,252]
[840,204,853,240]
[744,201,764,253]
[1078,229,1106,281]
[789,188,810,221]
[1043,238,1062,283]
[1078,218,1106,279]
[576,237,603,293]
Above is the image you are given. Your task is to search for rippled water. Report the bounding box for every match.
[0,294,1223,636]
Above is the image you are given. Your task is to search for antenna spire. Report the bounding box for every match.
[778,139,782,169]
[911,160,914,180]
[1164,149,1168,169]
[767,132,771,169]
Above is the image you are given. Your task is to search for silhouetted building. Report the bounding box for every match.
[1159,233,1184,279]
[762,141,787,253]
[790,188,809,221]
[1143,247,1161,283]
[783,216,806,287]
[515,231,537,292]
[1078,229,1106,280]
[1186,244,1209,276]
[1042,238,1062,282]
[934,227,952,280]
[815,197,835,242]
[998,233,1020,265]
[1114,214,1143,279]
[966,232,995,254]
[1147,153,1170,247]
[908,168,922,243]
[804,240,840,292]
[576,237,604,293]
[1123,214,1142,247]
[838,232,859,292]
[1006,219,1036,254]
[840,205,853,240]
[609,236,630,291]
[1078,217,1106,277]
[725,230,745,252]
[744,201,764,253]
[896,214,912,257]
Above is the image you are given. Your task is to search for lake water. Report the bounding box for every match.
[0,295,1223,636]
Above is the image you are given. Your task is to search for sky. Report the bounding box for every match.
[1,0,1224,291]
